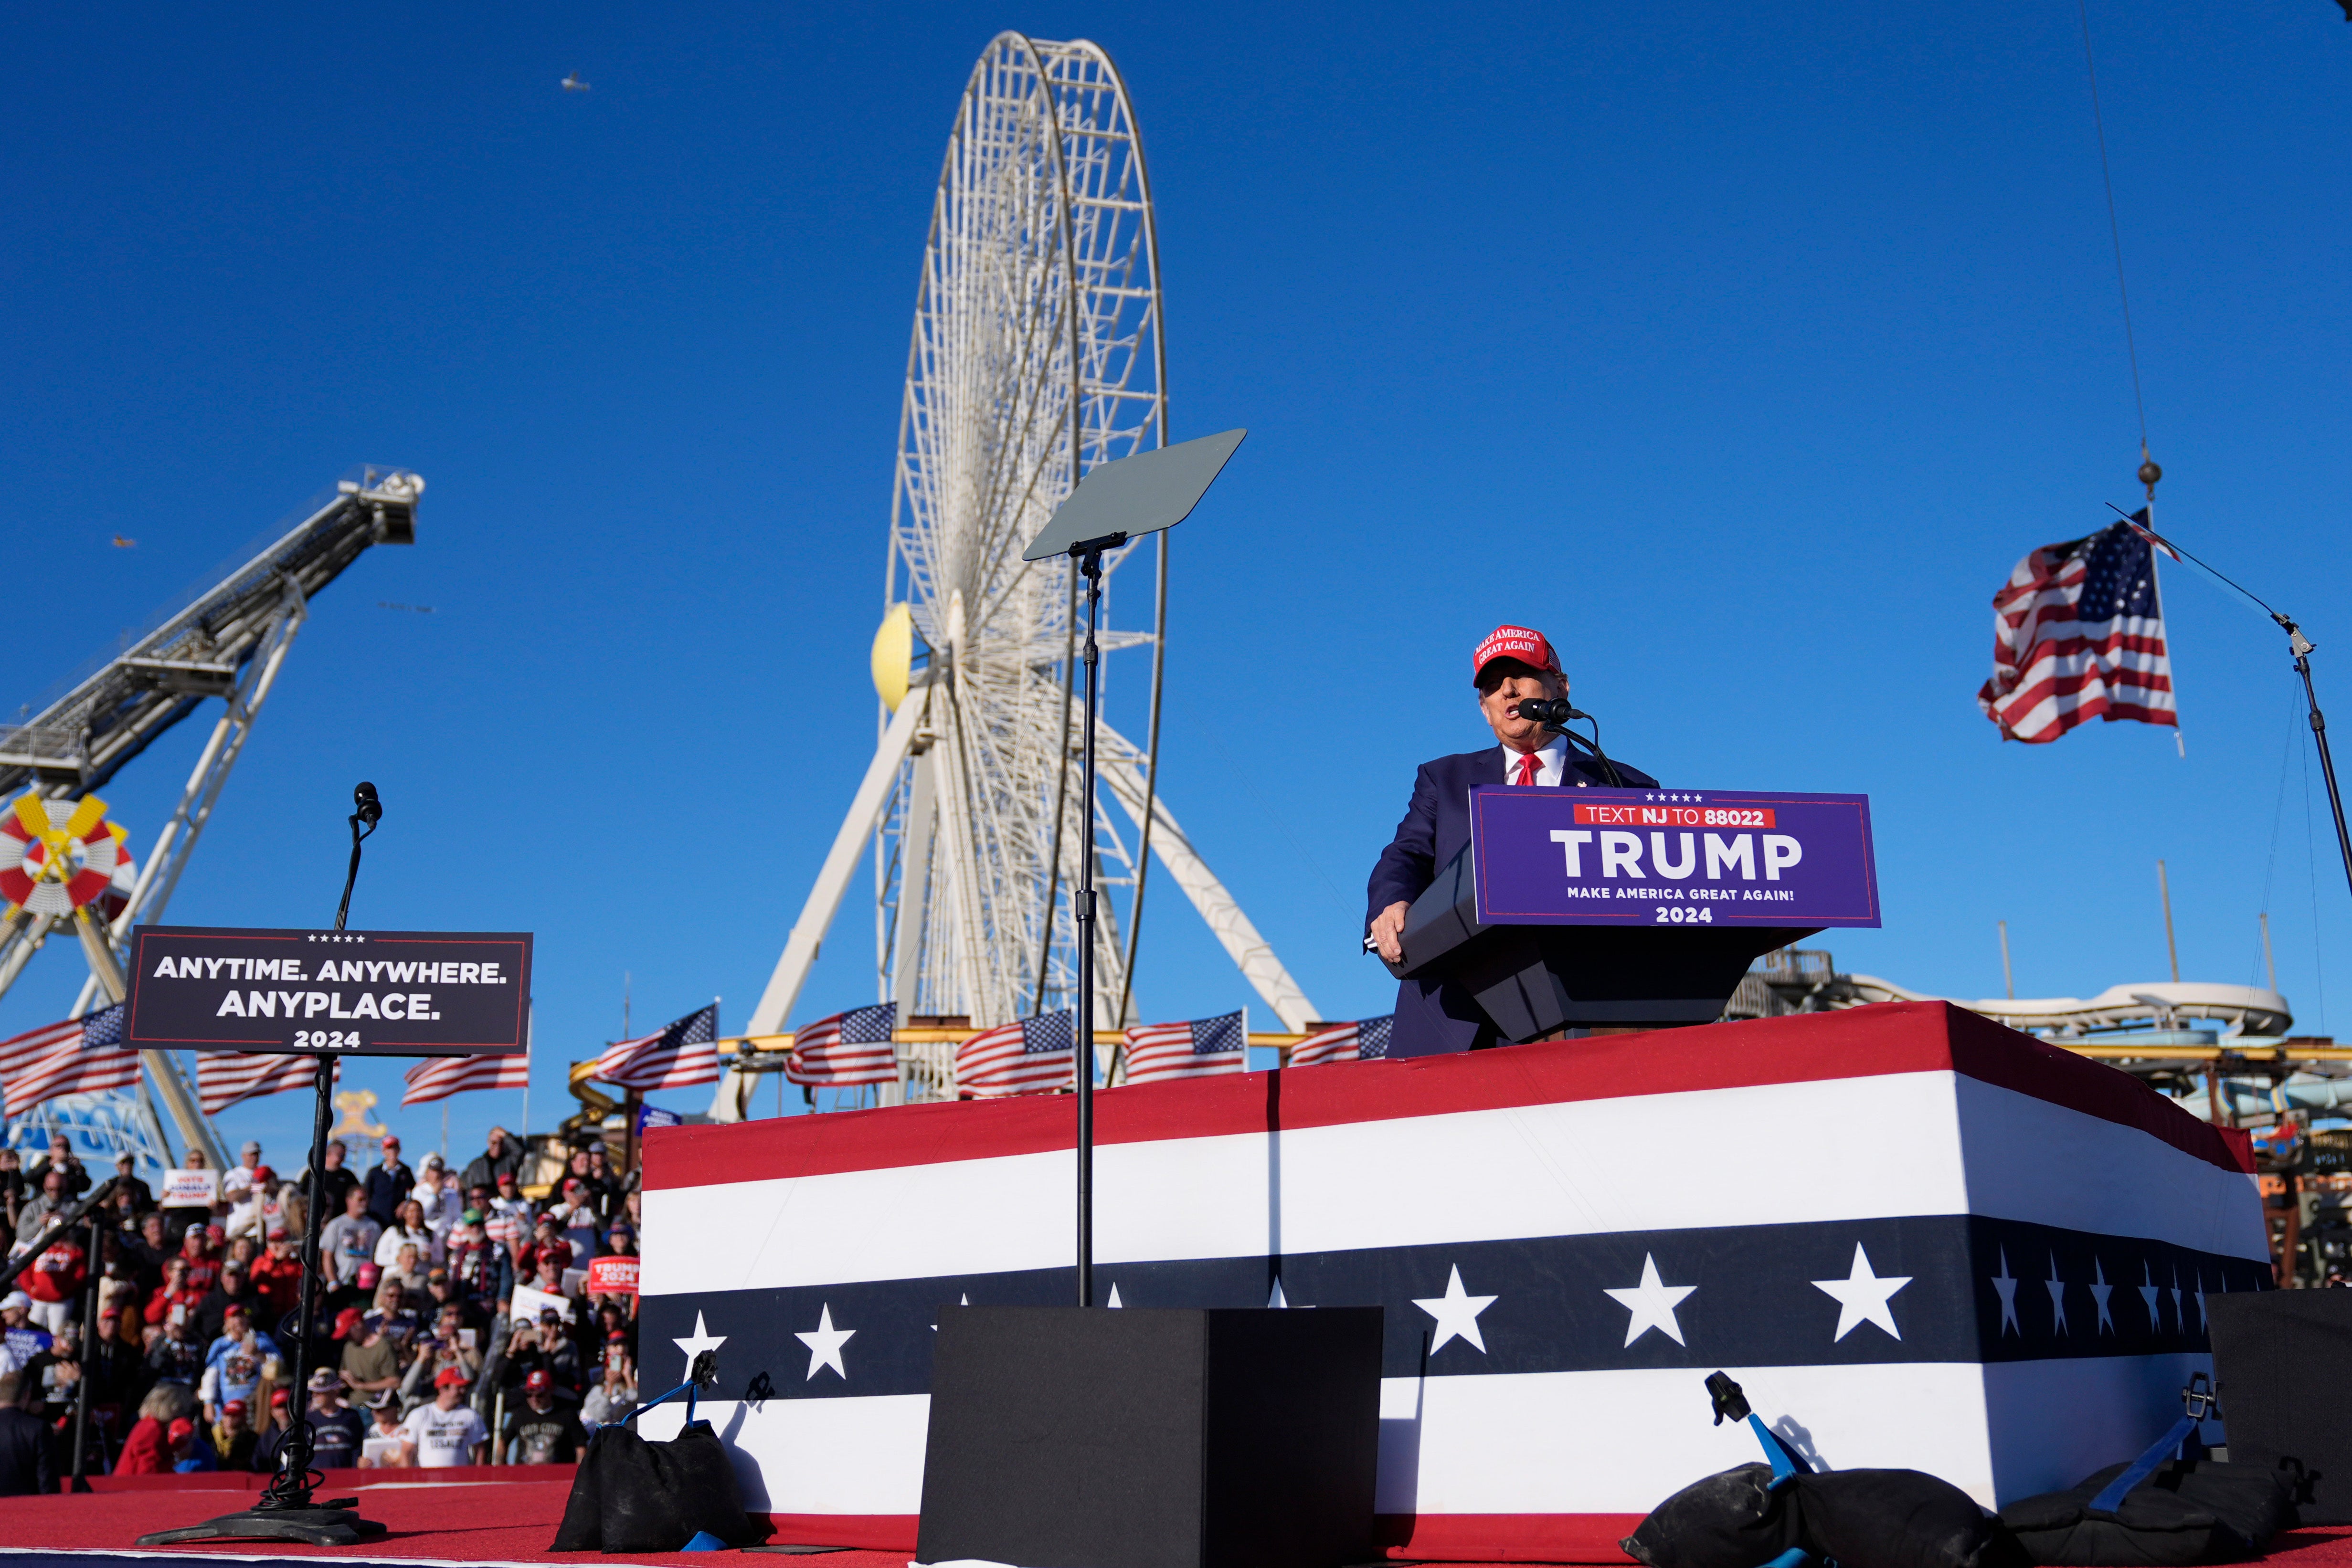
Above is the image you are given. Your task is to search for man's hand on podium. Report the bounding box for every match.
[1371,902,1409,964]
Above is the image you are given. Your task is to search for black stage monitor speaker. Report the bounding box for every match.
[2209,1289,2352,1522]
[917,1305,1383,1568]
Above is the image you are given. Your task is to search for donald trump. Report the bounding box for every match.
[1366,624,1656,1056]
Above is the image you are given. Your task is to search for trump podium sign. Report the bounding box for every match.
[1471,785,1880,928]
[125,926,532,1056]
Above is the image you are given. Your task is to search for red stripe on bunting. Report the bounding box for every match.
[643,1000,2249,1189]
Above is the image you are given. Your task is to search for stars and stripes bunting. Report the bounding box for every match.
[592,1004,722,1092]
[0,1004,140,1115]
[787,1003,897,1087]
[198,1051,325,1116]
[1978,512,2177,744]
[1123,1008,1247,1085]
[1288,1015,1393,1068]
[956,1011,1076,1098]
[403,1051,530,1107]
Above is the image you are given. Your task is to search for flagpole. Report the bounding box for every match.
[2139,457,2185,758]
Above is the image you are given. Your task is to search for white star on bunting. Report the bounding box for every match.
[2045,1254,2069,1334]
[1604,1253,1697,1347]
[671,1311,727,1382]
[2090,1259,2116,1334]
[1268,1277,1288,1308]
[795,1303,856,1381]
[1990,1248,2020,1337]
[1413,1265,1498,1355]
[1812,1243,1910,1342]
[2139,1263,2162,1331]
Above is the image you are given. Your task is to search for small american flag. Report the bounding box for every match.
[1288,1015,1394,1069]
[0,1004,140,1115]
[1123,1009,1248,1086]
[789,1002,898,1087]
[199,1051,326,1116]
[957,1011,1076,1097]
[593,1004,721,1092]
[1979,513,2176,744]
[403,1051,530,1107]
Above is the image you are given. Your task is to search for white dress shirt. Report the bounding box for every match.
[1502,734,1572,787]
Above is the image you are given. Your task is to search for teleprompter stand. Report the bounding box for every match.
[1019,429,1247,1307]
[137,784,389,1549]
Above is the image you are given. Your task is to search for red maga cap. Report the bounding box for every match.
[1472,624,1558,682]
[525,1369,552,1391]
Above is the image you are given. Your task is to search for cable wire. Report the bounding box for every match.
[2077,0,2151,453]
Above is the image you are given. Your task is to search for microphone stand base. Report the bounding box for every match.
[136,1499,387,1548]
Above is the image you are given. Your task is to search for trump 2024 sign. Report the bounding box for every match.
[125,926,532,1056]
[1470,786,1879,928]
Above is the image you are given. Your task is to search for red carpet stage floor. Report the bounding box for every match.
[7,1476,2352,1568]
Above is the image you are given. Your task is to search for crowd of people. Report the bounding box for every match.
[0,1124,642,1487]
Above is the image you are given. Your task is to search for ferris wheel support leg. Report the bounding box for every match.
[889,747,939,1020]
[715,693,930,1120]
[1096,737,1320,1032]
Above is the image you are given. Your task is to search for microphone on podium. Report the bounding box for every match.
[1513,698,1589,727]
[1513,698,1624,788]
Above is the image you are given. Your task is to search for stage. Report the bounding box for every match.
[636,1000,2269,1561]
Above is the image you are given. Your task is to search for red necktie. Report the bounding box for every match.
[1515,752,1541,787]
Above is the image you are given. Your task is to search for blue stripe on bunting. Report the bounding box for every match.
[638,1215,2268,1402]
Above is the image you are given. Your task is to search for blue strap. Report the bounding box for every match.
[1746,1413,1813,1484]
[1757,1551,1811,1568]
[2088,1413,2201,1515]
[624,1378,699,1425]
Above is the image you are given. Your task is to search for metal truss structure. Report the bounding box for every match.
[0,467,422,1161]
[723,37,1314,1114]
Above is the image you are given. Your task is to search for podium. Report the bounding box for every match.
[1385,785,1881,1036]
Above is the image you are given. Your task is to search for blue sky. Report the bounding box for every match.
[4,2,2348,1164]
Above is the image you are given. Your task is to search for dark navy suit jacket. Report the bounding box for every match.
[1366,740,1657,1057]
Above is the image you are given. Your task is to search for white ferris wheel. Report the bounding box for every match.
[731,33,1315,1105]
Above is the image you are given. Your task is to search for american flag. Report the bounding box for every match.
[1288,1015,1393,1069]
[199,1051,326,1116]
[956,1011,1076,1097]
[787,1003,898,1087]
[1123,1008,1248,1085]
[1979,513,2176,744]
[593,1004,722,1092]
[403,1051,530,1107]
[0,1005,140,1115]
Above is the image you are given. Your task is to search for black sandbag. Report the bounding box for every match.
[551,1420,770,1553]
[1998,1459,2294,1566]
[1793,1467,2022,1568]
[1621,1463,1802,1568]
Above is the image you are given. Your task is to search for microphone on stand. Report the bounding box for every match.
[1513,698,1624,788]
[1512,698,1588,727]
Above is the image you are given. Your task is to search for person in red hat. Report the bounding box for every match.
[502,1367,582,1464]
[1365,624,1657,1056]
[400,1366,487,1467]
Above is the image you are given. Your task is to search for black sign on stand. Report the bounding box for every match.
[125,926,532,1055]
